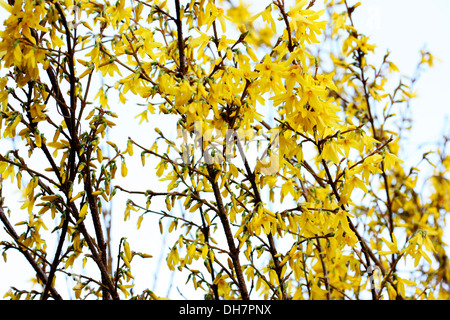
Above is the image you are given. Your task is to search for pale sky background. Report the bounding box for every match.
[1,0,450,300]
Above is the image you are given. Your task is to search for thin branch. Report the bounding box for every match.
[205,159,250,300]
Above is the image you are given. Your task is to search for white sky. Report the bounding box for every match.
[1,0,450,300]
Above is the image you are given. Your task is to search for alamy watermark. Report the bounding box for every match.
[172,121,281,175]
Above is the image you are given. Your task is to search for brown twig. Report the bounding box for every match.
[0,206,63,300]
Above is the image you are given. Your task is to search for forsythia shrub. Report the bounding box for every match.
[0,0,448,300]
